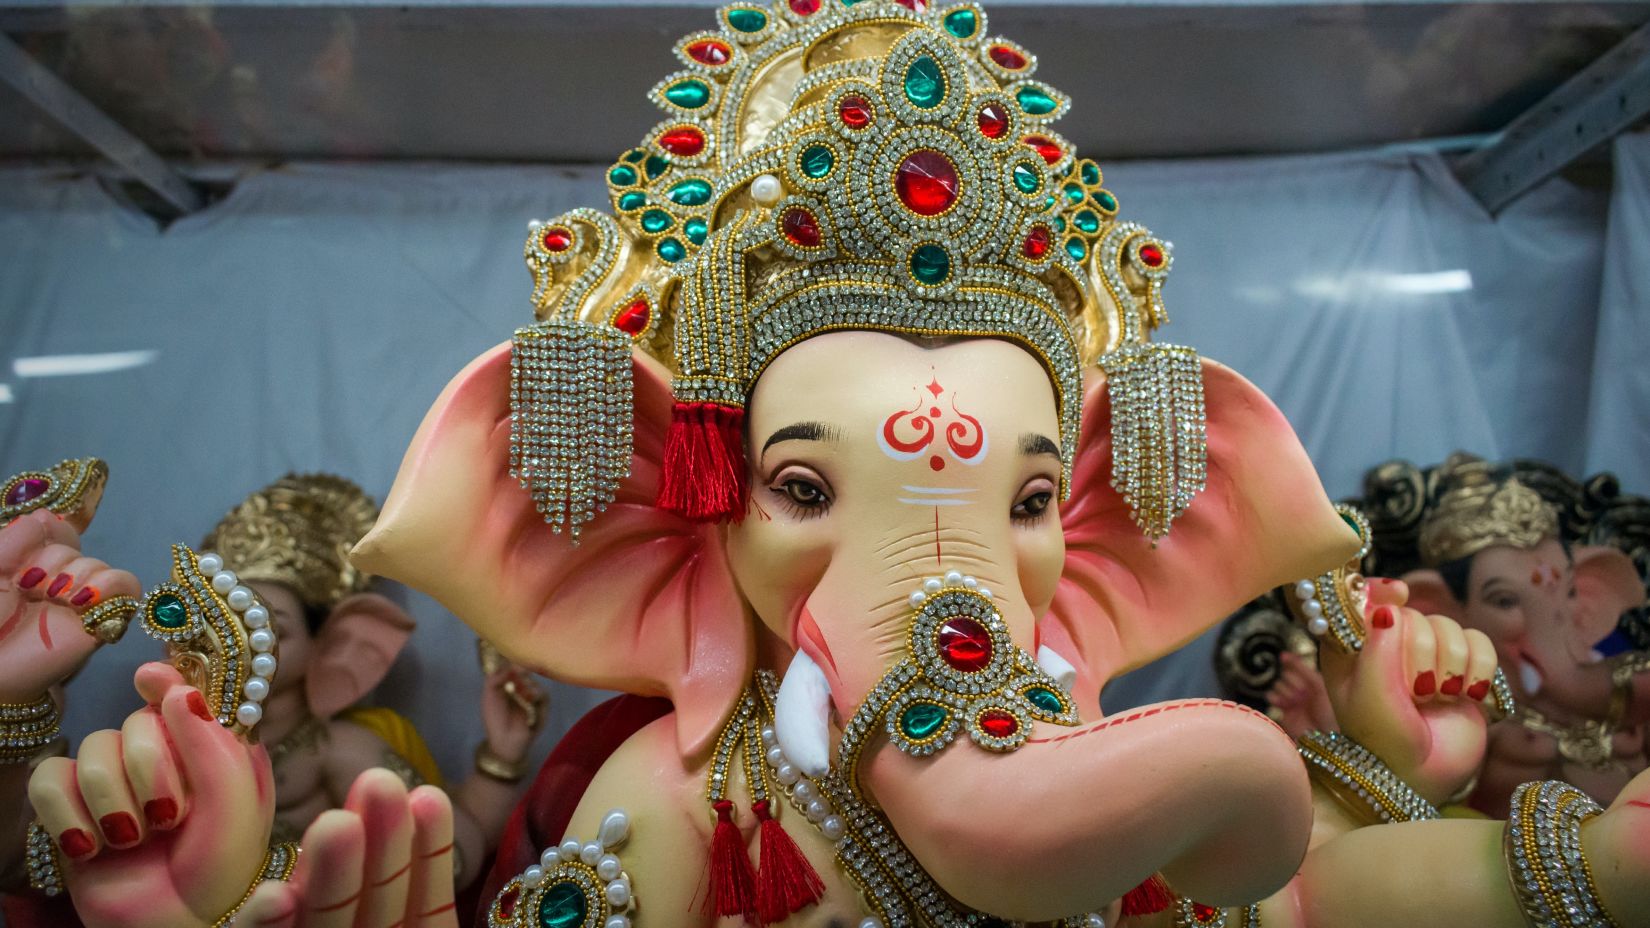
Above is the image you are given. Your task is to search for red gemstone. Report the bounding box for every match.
[988,45,1027,70]
[686,39,731,66]
[1022,224,1051,259]
[1023,135,1062,165]
[937,617,992,672]
[789,0,821,13]
[659,126,706,156]
[541,227,572,252]
[978,709,1019,739]
[894,149,959,216]
[4,477,48,507]
[1139,243,1165,267]
[977,103,1009,139]
[613,298,651,334]
[894,0,929,10]
[497,885,520,919]
[1192,904,1220,923]
[839,95,872,129]
[781,207,822,248]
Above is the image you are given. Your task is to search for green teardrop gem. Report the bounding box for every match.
[1016,85,1057,116]
[665,78,711,109]
[1340,510,1361,535]
[726,7,767,32]
[668,178,713,206]
[151,593,189,629]
[1053,215,1067,233]
[1025,687,1064,715]
[537,881,587,928]
[904,55,946,110]
[1081,162,1102,186]
[640,209,674,234]
[608,165,637,186]
[1064,237,1087,261]
[657,237,686,263]
[623,149,646,164]
[1063,182,1084,204]
[800,144,835,179]
[1094,190,1119,213]
[1073,209,1100,234]
[684,218,708,245]
[1011,162,1041,194]
[944,9,978,39]
[644,154,670,180]
[617,191,648,211]
[909,244,951,285]
[900,702,949,740]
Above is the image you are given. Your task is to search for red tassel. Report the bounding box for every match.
[1120,874,1174,916]
[752,800,826,924]
[657,402,748,522]
[705,800,756,920]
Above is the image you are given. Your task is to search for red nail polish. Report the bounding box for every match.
[1441,674,1464,696]
[18,567,46,589]
[1467,680,1491,701]
[70,587,97,607]
[185,690,213,722]
[47,574,71,597]
[1531,569,1543,586]
[1414,671,1437,697]
[144,798,178,829]
[58,828,95,860]
[99,812,139,847]
[1372,606,1394,629]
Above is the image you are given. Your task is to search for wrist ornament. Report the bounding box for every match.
[209,842,301,928]
[1503,780,1620,928]
[475,742,529,783]
[0,695,60,765]
[1296,730,1440,825]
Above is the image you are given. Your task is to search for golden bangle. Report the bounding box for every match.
[0,695,61,765]
[80,594,139,644]
[475,742,529,782]
[1502,781,1620,928]
[1296,730,1440,826]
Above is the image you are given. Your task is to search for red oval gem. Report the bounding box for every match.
[541,227,572,252]
[988,45,1027,70]
[1192,904,1220,922]
[686,38,731,66]
[1139,243,1165,267]
[894,0,929,10]
[4,477,48,507]
[977,103,1009,140]
[894,149,959,216]
[1022,224,1051,259]
[788,0,821,13]
[613,298,651,334]
[659,126,706,157]
[839,95,872,129]
[497,885,520,919]
[781,207,822,248]
[1023,135,1062,165]
[938,617,992,672]
[978,709,1019,739]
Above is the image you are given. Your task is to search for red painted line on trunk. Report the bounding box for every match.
[0,599,25,642]
[37,604,53,649]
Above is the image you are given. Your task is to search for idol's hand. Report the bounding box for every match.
[480,663,547,767]
[1319,578,1498,805]
[0,509,139,702]
[28,662,274,928]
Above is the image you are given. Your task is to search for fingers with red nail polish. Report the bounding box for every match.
[18,567,45,589]
[28,756,101,863]
[1440,675,1463,696]
[1413,671,1437,697]
[1467,679,1490,701]
[1372,606,1395,629]
[74,730,147,851]
[185,689,213,722]
[46,573,71,597]
[70,586,98,607]
[58,828,95,860]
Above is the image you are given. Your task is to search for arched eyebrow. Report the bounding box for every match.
[761,421,841,455]
[1019,433,1060,458]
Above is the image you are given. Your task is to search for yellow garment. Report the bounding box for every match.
[1441,803,1488,819]
[337,706,446,789]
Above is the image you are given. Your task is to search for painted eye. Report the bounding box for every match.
[781,478,828,507]
[1012,491,1053,519]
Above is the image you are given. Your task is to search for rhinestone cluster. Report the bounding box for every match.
[1173,898,1262,928]
[24,821,62,896]
[0,457,106,527]
[0,696,60,764]
[488,810,635,928]
[1296,730,1441,825]
[1287,505,1373,650]
[1504,781,1620,928]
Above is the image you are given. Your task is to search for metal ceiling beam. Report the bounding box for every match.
[0,32,202,214]
[1456,20,1650,213]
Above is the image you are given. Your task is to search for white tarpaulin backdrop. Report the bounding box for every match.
[2,135,1647,771]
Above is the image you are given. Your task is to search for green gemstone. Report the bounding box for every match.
[1094,190,1119,213]
[1340,510,1361,536]
[151,593,188,629]
[623,149,646,163]
[640,209,674,234]
[1064,237,1087,261]
[668,178,713,206]
[684,217,708,245]
[1016,85,1057,116]
[657,237,686,262]
[1025,687,1064,715]
[1053,216,1067,233]
[1011,162,1041,194]
[608,165,637,186]
[1073,210,1100,234]
[943,8,978,38]
[1081,162,1102,186]
[904,55,946,110]
[900,702,949,740]
[1043,195,1057,211]
[617,191,647,211]
[800,144,835,179]
[1063,182,1084,204]
[909,244,951,285]
[665,78,711,109]
[726,7,767,32]
[644,154,670,180]
[537,881,587,928]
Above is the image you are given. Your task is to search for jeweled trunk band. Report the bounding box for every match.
[1502,780,1621,928]
[1296,730,1441,826]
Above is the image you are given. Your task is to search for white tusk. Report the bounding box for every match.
[1036,645,1078,691]
[775,650,833,778]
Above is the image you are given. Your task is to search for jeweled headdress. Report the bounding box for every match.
[1419,471,1559,567]
[512,0,1205,540]
[200,473,380,610]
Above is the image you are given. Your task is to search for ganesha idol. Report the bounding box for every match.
[19,3,1650,928]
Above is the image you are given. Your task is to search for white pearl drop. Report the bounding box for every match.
[243,605,269,628]
[908,591,927,608]
[1294,579,1317,600]
[605,878,631,908]
[243,677,269,701]
[776,763,799,785]
[540,847,559,868]
[821,815,845,840]
[792,781,814,803]
[923,578,942,594]
[605,916,630,928]
[249,628,275,653]
[560,839,581,861]
[750,173,783,206]
[1085,914,1106,928]
[861,918,885,928]
[235,702,262,727]
[962,576,979,589]
[522,865,544,887]
[766,745,786,766]
[597,853,622,881]
[581,842,602,865]
[211,571,238,594]
[944,570,963,585]
[227,586,254,612]
[806,800,827,822]
[598,809,630,848]
[252,653,277,677]
[977,587,991,600]
[1308,616,1330,636]
[196,553,223,575]
[1301,598,1324,618]
[760,726,776,746]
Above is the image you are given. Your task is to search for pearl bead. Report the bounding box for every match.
[243,677,269,701]
[243,605,269,628]
[249,628,275,653]
[605,916,630,928]
[560,839,581,861]
[962,576,978,589]
[1308,616,1330,636]
[908,591,926,608]
[211,571,238,594]
[226,586,254,612]
[540,847,559,868]
[605,878,631,908]
[821,815,845,840]
[1085,914,1106,928]
[1294,579,1317,600]
[792,781,814,803]
[766,746,786,766]
[581,842,602,865]
[252,653,277,677]
[1301,598,1324,618]
[776,763,799,785]
[923,578,942,594]
[751,173,783,206]
[944,570,962,585]
[861,918,885,928]
[196,553,223,575]
[977,587,992,599]
[599,809,630,848]
[235,702,262,727]
[806,800,827,822]
[597,853,622,881]
[522,865,544,887]
[760,726,776,746]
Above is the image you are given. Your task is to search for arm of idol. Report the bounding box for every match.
[447,663,547,873]
[0,508,139,889]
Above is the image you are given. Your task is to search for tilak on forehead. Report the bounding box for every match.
[507,0,1207,541]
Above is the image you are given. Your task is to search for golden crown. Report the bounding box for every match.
[1418,473,1558,567]
[200,473,380,610]
[510,0,1204,540]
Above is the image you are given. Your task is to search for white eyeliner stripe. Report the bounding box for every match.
[897,498,974,506]
[899,486,978,495]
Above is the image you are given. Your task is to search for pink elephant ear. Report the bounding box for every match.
[1569,545,1642,651]
[1041,359,1360,712]
[352,343,750,757]
[306,593,416,719]
[1400,569,1464,620]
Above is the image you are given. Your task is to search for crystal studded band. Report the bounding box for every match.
[1503,780,1621,928]
[1297,730,1441,825]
